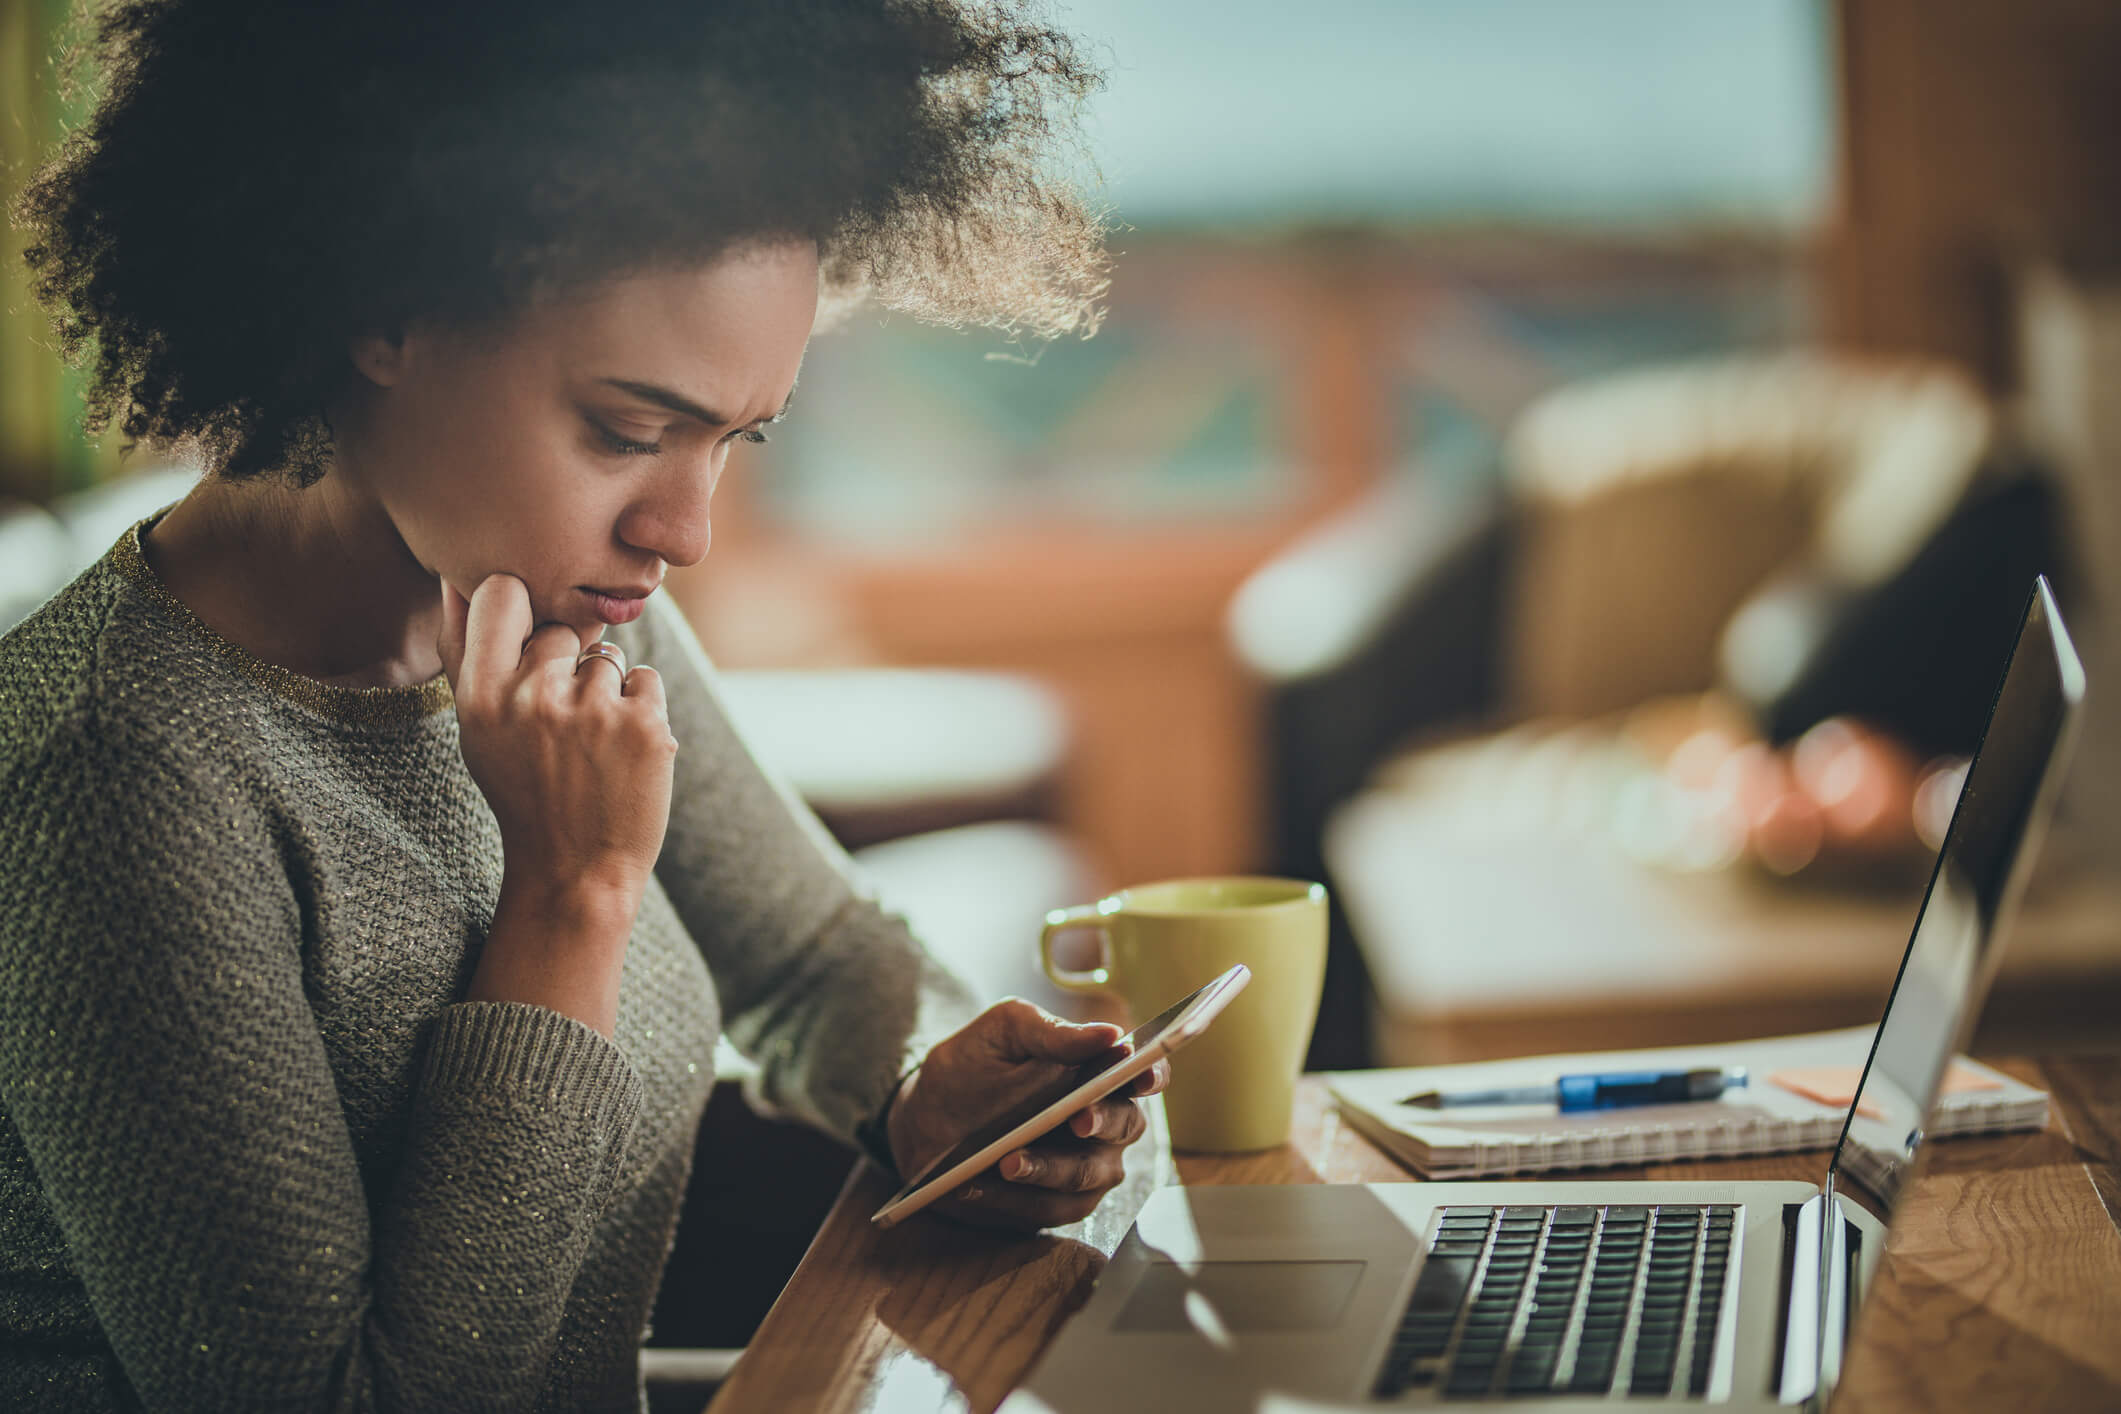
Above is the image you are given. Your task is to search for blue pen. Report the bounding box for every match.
[1400,1066,1748,1112]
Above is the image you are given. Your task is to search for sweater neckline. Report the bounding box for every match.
[110,508,455,728]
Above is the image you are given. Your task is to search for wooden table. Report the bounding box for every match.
[707,1057,2121,1414]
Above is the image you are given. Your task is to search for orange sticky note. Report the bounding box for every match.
[1770,1062,2000,1119]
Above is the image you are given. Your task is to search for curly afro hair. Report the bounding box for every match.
[13,0,1109,485]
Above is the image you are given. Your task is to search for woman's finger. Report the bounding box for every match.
[992,1000,1124,1066]
[437,578,471,686]
[1067,1096,1147,1145]
[460,573,533,692]
[622,664,669,719]
[1127,1058,1172,1098]
[571,649,628,691]
[521,622,583,677]
[1002,1139,1124,1194]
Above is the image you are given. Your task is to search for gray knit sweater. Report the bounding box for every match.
[0,512,979,1412]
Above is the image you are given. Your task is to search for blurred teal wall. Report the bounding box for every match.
[1062,0,1832,231]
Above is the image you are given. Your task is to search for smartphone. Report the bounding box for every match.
[868,964,1251,1229]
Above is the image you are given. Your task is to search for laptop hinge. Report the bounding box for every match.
[1775,1194,1825,1405]
[1818,1181,1868,1402]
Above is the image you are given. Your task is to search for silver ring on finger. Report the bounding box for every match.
[573,641,630,679]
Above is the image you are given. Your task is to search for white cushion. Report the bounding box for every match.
[0,505,78,631]
[50,466,202,572]
[852,820,1102,1014]
[715,668,1068,811]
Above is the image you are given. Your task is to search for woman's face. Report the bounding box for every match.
[337,239,818,640]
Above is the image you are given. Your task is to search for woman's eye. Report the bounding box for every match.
[593,424,663,457]
[731,427,769,446]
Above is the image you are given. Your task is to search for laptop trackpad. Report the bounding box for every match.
[1113,1260,1366,1333]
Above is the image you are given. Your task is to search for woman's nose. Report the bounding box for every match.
[621,452,721,568]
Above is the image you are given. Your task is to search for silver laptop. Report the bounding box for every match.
[1005,577,2083,1414]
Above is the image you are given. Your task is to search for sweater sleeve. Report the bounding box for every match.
[621,594,981,1143]
[0,701,642,1413]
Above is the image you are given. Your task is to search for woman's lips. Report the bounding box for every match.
[582,588,648,625]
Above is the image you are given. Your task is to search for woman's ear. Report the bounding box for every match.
[347,327,409,388]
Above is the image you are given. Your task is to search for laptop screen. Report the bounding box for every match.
[1827,577,2084,1210]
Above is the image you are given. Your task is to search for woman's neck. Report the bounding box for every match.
[142,473,446,690]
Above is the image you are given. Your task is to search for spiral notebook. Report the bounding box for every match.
[1326,1026,2049,1179]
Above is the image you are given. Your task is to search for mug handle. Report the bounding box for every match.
[1040,904,1113,992]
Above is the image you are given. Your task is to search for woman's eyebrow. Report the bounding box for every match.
[597,377,794,427]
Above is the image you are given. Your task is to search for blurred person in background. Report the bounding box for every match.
[0,1,1166,1408]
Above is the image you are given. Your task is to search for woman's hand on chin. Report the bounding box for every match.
[439,573,676,893]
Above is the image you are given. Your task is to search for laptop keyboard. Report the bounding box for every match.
[1371,1204,1736,1402]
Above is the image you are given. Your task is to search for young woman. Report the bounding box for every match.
[0,1,1162,1408]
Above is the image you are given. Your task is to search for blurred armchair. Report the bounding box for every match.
[1230,354,2078,1068]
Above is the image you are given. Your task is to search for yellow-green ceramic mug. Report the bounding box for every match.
[1040,876,1328,1152]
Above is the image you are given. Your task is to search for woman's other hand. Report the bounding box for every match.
[886,999,1171,1230]
[439,573,678,1033]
